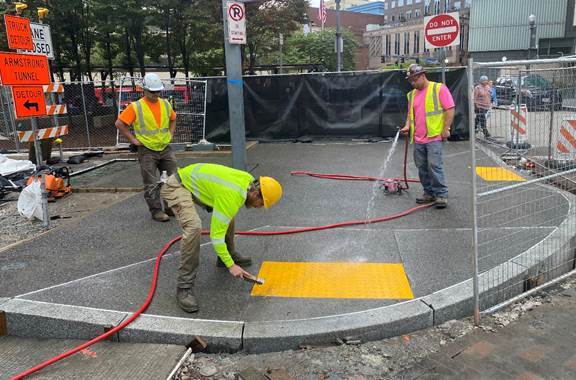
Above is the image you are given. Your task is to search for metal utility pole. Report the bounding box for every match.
[221,0,247,170]
[279,33,284,74]
[335,0,342,71]
[528,14,537,59]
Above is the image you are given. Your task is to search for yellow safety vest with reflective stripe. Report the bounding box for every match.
[407,81,445,143]
[132,98,173,151]
[178,163,254,268]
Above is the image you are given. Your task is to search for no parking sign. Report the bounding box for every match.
[227,1,246,44]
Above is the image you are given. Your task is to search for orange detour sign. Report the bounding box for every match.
[0,52,50,85]
[12,86,47,118]
[4,15,33,50]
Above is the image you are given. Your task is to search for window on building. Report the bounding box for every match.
[424,0,431,15]
[386,34,391,55]
[392,15,396,22]
[404,32,410,54]
[391,1,396,8]
[395,33,400,55]
[454,1,461,9]
[416,0,421,3]
[415,9,420,17]
[384,14,388,22]
[398,0,404,6]
[445,0,450,12]
[414,31,420,53]
[407,0,413,5]
[407,10,412,19]
[385,2,389,10]
[434,0,440,14]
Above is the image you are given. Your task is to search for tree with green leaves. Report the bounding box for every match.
[284,27,357,72]
[244,0,307,73]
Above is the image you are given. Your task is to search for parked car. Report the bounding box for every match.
[495,74,562,111]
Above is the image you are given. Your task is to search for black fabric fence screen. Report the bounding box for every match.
[204,68,469,142]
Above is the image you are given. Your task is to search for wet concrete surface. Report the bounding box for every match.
[0,141,567,322]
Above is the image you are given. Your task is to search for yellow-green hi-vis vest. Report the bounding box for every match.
[132,98,172,151]
[178,163,255,268]
[407,81,445,143]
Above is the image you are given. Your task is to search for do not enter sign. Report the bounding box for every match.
[424,12,460,49]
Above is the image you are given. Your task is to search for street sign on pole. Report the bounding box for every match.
[11,86,47,118]
[424,12,460,50]
[227,1,246,44]
[3,15,34,50]
[23,23,55,60]
[0,52,51,85]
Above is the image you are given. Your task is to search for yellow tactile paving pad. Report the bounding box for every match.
[476,167,526,182]
[251,261,414,299]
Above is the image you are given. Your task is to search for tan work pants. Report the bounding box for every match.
[160,175,236,288]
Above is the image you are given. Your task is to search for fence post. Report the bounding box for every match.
[2,86,20,152]
[80,81,92,149]
[468,58,481,325]
[547,72,555,162]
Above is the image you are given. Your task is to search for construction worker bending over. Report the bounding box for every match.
[115,73,178,222]
[160,163,282,313]
[400,64,455,209]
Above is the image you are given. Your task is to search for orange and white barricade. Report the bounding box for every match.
[46,104,67,115]
[509,104,529,145]
[43,83,65,93]
[553,119,576,162]
[18,125,69,143]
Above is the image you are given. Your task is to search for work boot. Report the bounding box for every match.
[435,197,448,209]
[152,210,170,222]
[176,287,199,313]
[416,193,437,204]
[217,252,253,268]
[164,207,175,217]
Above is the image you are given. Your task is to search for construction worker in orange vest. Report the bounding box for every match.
[115,73,178,222]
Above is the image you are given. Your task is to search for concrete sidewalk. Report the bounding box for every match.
[0,337,187,380]
[396,282,576,380]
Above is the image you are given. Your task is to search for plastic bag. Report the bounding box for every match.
[17,180,44,221]
[0,154,35,176]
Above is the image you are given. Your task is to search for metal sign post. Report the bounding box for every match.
[222,0,247,170]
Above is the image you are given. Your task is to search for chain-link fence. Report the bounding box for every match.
[469,57,576,318]
[116,77,208,146]
[0,77,208,154]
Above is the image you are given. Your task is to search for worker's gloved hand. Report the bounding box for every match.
[228,264,249,279]
[399,125,410,136]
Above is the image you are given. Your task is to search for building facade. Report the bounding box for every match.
[347,1,386,15]
[325,0,373,10]
[468,0,576,61]
[363,0,471,69]
[308,7,384,70]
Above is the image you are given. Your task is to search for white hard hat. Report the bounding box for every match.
[142,73,164,91]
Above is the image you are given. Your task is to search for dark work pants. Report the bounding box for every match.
[138,145,178,213]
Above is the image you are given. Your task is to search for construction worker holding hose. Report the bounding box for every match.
[160,163,282,312]
[115,73,178,222]
[400,64,455,209]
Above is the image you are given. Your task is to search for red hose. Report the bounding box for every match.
[11,236,182,380]
[292,137,415,189]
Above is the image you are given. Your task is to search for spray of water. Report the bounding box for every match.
[364,131,401,222]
